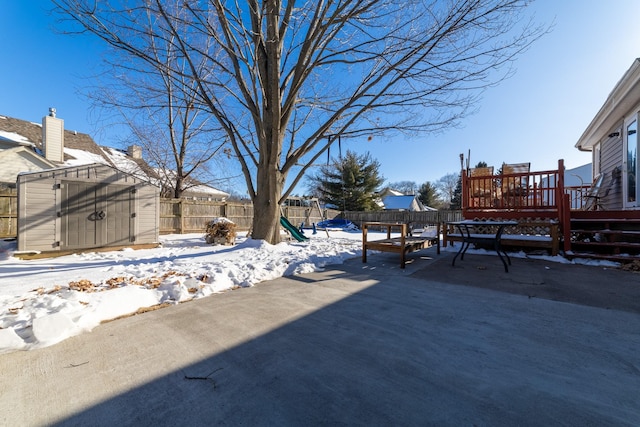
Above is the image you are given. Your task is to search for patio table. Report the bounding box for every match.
[448,220,518,272]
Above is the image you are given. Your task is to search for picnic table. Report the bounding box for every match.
[362,222,438,269]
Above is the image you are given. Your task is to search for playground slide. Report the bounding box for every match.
[280,216,309,242]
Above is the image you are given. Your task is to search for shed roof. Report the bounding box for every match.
[17,162,159,187]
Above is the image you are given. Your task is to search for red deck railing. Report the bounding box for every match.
[462,159,567,219]
[461,159,589,252]
[460,160,640,255]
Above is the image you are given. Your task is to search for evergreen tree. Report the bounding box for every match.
[450,175,463,210]
[417,182,440,208]
[309,151,384,212]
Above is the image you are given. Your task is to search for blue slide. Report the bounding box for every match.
[280,216,309,242]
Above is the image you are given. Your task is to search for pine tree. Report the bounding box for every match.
[309,151,384,212]
[417,181,440,208]
[450,175,463,210]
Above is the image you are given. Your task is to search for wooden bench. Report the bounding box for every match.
[362,222,438,268]
[443,219,559,256]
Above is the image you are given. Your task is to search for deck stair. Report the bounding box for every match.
[567,217,640,262]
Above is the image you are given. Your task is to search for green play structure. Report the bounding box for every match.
[279,216,309,242]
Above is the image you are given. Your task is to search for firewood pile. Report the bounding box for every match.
[204,217,237,245]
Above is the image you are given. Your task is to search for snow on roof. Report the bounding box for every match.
[154,167,229,197]
[185,183,229,197]
[63,147,110,167]
[100,146,154,182]
[0,130,35,147]
[382,195,424,211]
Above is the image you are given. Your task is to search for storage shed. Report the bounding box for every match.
[17,163,159,253]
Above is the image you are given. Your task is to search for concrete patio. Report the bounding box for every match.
[2,248,640,426]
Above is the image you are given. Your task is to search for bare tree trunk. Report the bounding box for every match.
[174,176,183,199]
[251,166,285,242]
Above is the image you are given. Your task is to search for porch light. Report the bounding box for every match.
[608,132,620,137]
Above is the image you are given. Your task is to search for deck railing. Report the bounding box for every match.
[462,159,566,219]
[461,159,607,252]
[565,185,591,210]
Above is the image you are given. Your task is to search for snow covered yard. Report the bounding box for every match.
[0,227,620,355]
[0,230,364,354]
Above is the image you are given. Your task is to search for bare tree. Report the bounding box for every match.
[54,0,545,243]
[86,19,226,199]
[389,181,418,195]
[435,172,460,206]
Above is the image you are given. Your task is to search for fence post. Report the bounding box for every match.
[179,199,185,234]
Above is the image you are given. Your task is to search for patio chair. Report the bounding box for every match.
[501,162,530,207]
[469,166,495,207]
[582,167,620,210]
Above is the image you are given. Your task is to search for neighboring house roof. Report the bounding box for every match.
[155,168,229,199]
[0,115,110,164]
[382,195,425,211]
[576,58,640,151]
[182,184,230,199]
[377,187,405,198]
[100,146,158,182]
[0,130,36,148]
[0,114,158,185]
[0,113,229,198]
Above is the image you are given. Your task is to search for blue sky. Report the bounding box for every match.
[2,1,640,194]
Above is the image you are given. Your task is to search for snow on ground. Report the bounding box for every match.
[0,229,619,354]
[0,230,363,354]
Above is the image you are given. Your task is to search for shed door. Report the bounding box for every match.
[105,185,134,246]
[62,182,133,249]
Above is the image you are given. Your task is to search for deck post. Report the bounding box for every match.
[562,193,572,253]
[362,223,368,263]
[461,168,468,214]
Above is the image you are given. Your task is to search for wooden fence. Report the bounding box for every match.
[159,198,340,234]
[3,192,459,238]
[341,210,463,228]
[0,189,17,238]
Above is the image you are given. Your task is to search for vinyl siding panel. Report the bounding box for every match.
[599,125,624,210]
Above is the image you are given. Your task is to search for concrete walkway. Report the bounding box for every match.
[2,249,640,426]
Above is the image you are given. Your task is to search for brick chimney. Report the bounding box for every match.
[42,107,64,163]
[127,144,143,159]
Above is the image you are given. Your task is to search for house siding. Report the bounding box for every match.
[599,128,623,210]
[18,164,159,252]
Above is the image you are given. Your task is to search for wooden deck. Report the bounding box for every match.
[459,159,640,262]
